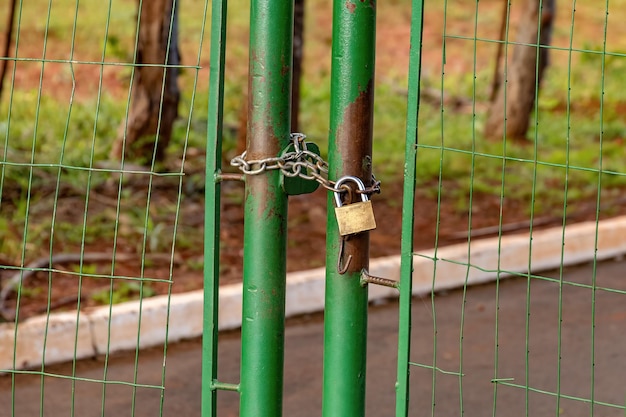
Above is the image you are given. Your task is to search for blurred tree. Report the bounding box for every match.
[485,0,555,141]
[111,0,180,163]
[0,0,17,103]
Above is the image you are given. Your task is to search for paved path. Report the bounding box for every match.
[2,259,625,416]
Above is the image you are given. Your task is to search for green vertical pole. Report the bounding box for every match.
[395,0,425,415]
[202,0,228,413]
[322,0,376,415]
[239,0,293,416]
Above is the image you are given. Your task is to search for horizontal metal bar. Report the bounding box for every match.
[216,172,245,182]
[360,271,399,290]
[0,56,202,69]
[210,380,240,392]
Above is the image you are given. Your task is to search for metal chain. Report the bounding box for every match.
[230,133,381,196]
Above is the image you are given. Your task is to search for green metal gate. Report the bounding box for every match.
[394,0,626,416]
[203,0,380,412]
[203,0,626,415]
[204,0,379,411]
[0,0,622,413]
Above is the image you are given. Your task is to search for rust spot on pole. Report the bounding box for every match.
[345,0,356,13]
[334,80,374,273]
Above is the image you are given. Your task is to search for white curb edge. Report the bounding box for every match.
[2,216,626,371]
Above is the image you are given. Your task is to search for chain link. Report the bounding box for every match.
[230,133,381,196]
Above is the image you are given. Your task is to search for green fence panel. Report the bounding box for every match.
[0,0,208,416]
[395,0,626,415]
[5,0,626,416]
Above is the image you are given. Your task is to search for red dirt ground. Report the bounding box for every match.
[4,174,624,321]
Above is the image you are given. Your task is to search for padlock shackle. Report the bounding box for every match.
[333,175,368,207]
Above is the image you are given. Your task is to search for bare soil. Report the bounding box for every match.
[3,171,626,322]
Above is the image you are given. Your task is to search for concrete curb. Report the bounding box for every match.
[2,216,626,370]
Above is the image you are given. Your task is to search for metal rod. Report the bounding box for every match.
[322,0,376,414]
[361,271,400,290]
[216,172,245,182]
[210,381,241,392]
[201,0,228,413]
[395,0,425,415]
[239,0,293,415]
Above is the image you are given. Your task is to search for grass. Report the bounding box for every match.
[90,280,156,305]
[1,0,626,267]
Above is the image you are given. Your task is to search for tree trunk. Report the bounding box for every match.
[0,0,17,103]
[111,0,180,163]
[485,0,555,141]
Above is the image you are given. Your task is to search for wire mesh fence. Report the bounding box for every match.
[398,0,626,415]
[2,0,626,416]
[0,0,209,415]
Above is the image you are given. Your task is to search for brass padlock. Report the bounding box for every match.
[333,176,377,236]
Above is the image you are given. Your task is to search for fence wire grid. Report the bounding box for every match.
[0,0,208,415]
[1,0,626,416]
[399,0,626,416]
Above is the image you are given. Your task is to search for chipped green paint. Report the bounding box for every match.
[322,0,376,415]
[330,1,376,101]
[328,0,376,171]
[247,2,293,143]
[238,0,293,416]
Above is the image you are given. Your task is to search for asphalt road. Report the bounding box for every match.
[2,259,626,416]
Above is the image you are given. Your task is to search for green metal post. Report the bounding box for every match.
[395,0,425,415]
[239,0,293,416]
[322,0,376,415]
[202,0,228,413]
